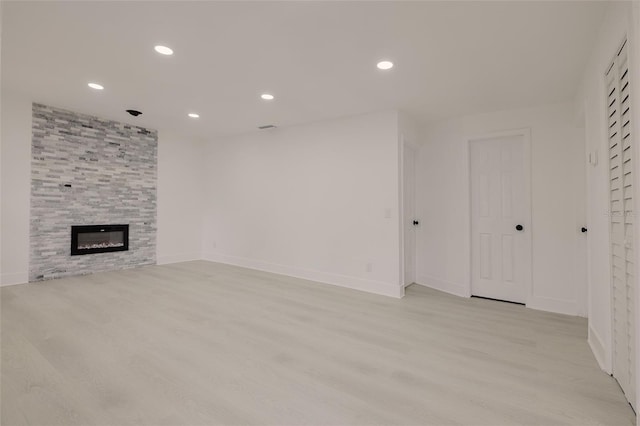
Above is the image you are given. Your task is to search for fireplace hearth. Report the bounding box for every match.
[71,225,129,255]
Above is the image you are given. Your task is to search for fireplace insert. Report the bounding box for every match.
[71,224,129,255]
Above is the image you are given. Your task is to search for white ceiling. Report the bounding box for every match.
[2,1,606,140]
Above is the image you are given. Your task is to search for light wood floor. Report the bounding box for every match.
[1,261,635,425]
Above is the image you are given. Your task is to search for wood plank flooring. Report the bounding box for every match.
[1,260,635,425]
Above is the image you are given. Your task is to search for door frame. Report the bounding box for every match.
[467,128,533,304]
[399,133,419,290]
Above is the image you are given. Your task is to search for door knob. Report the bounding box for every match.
[581,227,588,233]
[413,220,420,226]
[515,224,524,231]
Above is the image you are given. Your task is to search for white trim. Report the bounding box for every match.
[629,7,640,416]
[589,325,611,374]
[467,128,533,305]
[415,274,470,298]
[1,272,29,286]
[526,295,579,316]
[606,51,618,391]
[157,252,202,265]
[399,133,406,287]
[202,252,404,298]
[630,8,640,417]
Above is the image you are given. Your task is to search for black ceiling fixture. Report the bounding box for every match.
[126,109,142,117]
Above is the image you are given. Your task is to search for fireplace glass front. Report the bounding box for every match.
[71,225,129,255]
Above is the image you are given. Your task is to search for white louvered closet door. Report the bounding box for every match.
[608,39,635,410]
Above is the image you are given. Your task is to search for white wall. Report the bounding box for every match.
[415,102,587,316]
[577,0,634,374]
[0,91,204,285]
[201,111,403,297]
[1,0,4,282]
[156,130,204,265]
[0,90,31,285]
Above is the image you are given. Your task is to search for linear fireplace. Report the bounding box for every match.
[71,225,129,256]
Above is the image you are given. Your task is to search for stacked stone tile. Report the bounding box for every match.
[30,103,157,281]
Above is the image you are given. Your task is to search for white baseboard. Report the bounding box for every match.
[202,252,403,298]
[157,252,201,265]
[415,275,470,298]
[588,325,611,374]
[526,295,578,316]
[1,272,29,287]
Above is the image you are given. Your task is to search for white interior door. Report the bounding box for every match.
[403,142,416,286]
[470,134,530,304]
[607,39,635,409]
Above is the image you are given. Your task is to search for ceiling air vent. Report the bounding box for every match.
[258,124,276,130]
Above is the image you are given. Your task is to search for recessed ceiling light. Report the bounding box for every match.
[154,45,174,55]
[376,60,394,70]
[261,93,275,100]
[188,113,200,118]
[88,82,104,90]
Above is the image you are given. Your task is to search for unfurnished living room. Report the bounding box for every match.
[1,1,640,425]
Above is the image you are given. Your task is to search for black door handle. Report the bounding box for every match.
[413,220,419,226]
[581,227,588,233]
[515,224,524,231]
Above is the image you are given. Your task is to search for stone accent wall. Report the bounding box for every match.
[30,103,157,281]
